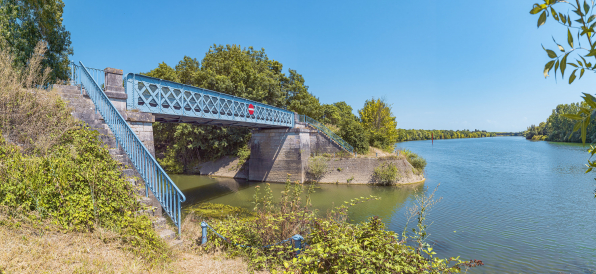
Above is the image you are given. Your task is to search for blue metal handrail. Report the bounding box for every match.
[78,62,186,234]
[69,62,105,92]
[125,73,295,128]
[299,115,354,153]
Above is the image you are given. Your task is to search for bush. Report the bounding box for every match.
[372,162,401,185]
[307,156,328,182]
[402,149,427,174]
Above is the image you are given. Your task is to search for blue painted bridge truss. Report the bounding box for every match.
[125,74,295,128]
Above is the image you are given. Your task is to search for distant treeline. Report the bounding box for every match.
[397,129,496,142]
[523,102,596,142]
[494,132,523,136]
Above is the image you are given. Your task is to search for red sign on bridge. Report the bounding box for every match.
[248,104,255,115]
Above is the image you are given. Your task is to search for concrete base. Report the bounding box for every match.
[248,127,344,183]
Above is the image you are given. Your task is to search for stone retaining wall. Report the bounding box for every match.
[316,157,425,185]
[190,156,248,179]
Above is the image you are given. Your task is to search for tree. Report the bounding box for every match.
[0,0,72,83]
[286,69,323,119]
[338,118,369,154]
[144,62,179,82]
[193,44,289,107]
[358,97,399,150]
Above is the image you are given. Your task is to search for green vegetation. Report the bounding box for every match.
[359,98,399,149]
[0,44,168,263]
[398,129,496,142]
[307,156,328,182]
[403,150,427,174]
[372,162,401,185]
[522,102,596,142]
[194,179,482,272]
[0,0,72,83]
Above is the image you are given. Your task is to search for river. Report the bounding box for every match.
[171,136,596,273]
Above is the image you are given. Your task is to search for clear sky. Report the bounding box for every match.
[63,0,595,132]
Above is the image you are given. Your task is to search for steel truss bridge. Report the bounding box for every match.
[125,74,295,129]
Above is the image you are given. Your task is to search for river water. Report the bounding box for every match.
[171,136,596,273]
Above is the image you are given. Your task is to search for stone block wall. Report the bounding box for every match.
[249,128,310,183]
[309,131,343,155]
[190,156,248,179]
[317,157,425,185]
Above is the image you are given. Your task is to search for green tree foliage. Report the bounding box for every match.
[144,62,179,82]
[338,118,369,154]
[397,129,496,142]
[522,102,596,142]
[359,98,399,150]
[0,0,72,83]
[286,69,323,119]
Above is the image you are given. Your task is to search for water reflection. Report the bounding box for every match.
[170,174,424,224]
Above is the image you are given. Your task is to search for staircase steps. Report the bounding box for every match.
[55,84,181,244]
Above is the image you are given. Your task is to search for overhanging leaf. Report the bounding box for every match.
[546,49,558,58]
[530,4,546,14]
[583,93,596,108]
[538,11,547,28]
[562,113,583,120]
[568,28,574,48]
[561,54,568,77]
[569,69,577,84]
[544,60,555,78]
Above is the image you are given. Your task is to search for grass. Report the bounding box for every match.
[0,209,261,274]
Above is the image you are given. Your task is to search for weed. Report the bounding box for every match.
[307,156,328,182]
[372,162,401,185]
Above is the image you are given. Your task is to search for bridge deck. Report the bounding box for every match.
[125,74,295,129]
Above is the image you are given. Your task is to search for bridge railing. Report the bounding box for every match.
[298,115,354,153]
[69,62,105,92]
[77,62,186,234]
[125,73,295,128]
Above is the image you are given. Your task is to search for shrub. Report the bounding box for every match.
[307,156,328,182]
[372,162,401,185]
[402,149,427,174]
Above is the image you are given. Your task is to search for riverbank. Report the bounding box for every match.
[189,153,425,185]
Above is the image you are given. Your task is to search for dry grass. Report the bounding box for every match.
[359,146,400,158]
[0,217,263,274]
[0,41,78,154]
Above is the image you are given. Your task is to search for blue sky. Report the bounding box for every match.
[63,0,595,132]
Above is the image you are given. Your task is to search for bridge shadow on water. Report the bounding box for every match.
[169,174,261,208]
